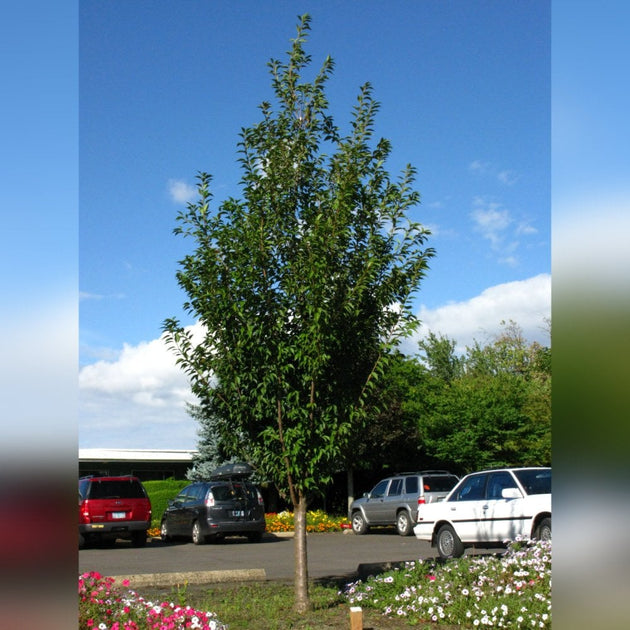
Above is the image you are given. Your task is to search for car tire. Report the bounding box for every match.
[131,531,147,547]
[160,520,172,543]
[436,524,464,559]
[247,531,263,543]
[192,520,206,545]
[351,511,368,535]
[396,510,413,536]
[535,517,551,541]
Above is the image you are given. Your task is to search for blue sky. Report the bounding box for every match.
[78,1,551,449]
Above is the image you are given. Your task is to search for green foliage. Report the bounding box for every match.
[345,351,428,472]
[418,331,464,382]
[163,15,433,507]
[143,478,189,527]
[416,321,551,474]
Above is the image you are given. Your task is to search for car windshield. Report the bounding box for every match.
[514,469,551,495]
[87,479,146,499]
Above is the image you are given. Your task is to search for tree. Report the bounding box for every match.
[185,402,230,481]
[163,16,433,612]
[416,321,551,474]
[418,331,464,382]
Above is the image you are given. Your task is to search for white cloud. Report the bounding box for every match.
[168,179,197,204]
[469,159,491,174]
[497,170,519,185]
[79,323,206,449]
[469,160,519,185]
[401,274,551,355]
[471,198,512,248]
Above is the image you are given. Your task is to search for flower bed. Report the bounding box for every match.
[343,536,552,627]
[79,571,226,630]
[265,510,351,533]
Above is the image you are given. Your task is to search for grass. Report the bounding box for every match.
[142,579,431,629]
[81,538,550,628]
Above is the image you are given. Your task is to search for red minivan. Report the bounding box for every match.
[79,475,152,547]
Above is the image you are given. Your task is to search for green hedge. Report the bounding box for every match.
[143,478,189,527]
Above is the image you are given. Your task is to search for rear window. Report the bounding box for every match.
[86,479,147,500]
[514,469,551,495]
[422,475,458,492]
[210,482,249,501]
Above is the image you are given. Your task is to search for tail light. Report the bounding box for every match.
[418,496,426,506]
[256,489,264,506]
[79,500,91,524]
[205,491,215,507]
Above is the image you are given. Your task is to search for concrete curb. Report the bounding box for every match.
[113,568,267,588]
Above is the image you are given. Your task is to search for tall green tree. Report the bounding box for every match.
[163,16,433,612]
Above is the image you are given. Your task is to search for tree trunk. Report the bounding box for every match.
[346,467,355,517]
[293,494,310,613]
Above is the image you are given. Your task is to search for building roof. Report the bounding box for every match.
[79,448,197,462]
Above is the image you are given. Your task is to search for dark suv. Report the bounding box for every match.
[160,462,266,544]
[79,475,152,547]
[349,470,459,536]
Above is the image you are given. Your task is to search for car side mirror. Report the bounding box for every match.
[501,488,522,499]
[363,492,370,499]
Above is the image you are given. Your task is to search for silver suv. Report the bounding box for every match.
[349,470,459,536]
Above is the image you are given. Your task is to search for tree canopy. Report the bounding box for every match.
[163,15,433,612]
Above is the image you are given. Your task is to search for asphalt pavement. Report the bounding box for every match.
[79,529,502,589]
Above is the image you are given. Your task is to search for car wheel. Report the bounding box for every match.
[247,531,263,543]
[535,517,551,541]
[436,524,464,559]
[131,531,147,547]
[351,511,368,535]
[160,520,172,543]
[396,510,412,536]
[192,520,206,545]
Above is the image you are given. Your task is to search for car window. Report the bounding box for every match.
[388,479,403,496]
[370,479,389,498]
[423,475,458,492]
[176,485,195,502]
[404,476,419,494]
[486,471,518,499]
[79,480,89,499]
[211,483,249,501]
[87,479,147,500]
[452,474,487,501]
[189,484,206,501]
[514,469,551,495]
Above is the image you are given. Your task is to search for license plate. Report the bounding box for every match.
[112,511,126,519]
[231,510,244,517]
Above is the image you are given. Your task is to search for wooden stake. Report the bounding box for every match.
[349,606,363,630]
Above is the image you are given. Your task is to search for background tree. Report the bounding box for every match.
[416,322,551,474]
[163,16,433,613]
[418,331,464,383]
[185,402,231,481]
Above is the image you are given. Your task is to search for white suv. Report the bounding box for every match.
[413,467,551,558]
